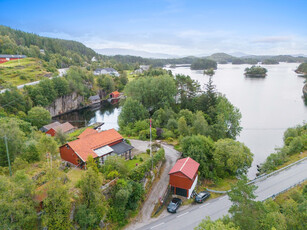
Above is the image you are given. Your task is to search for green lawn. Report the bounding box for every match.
[0,57,53,87]
[124,153,150,170]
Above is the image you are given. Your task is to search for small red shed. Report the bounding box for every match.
[109,91,120,99]
[169,157,199,198]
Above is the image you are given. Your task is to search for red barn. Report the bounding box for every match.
[169,157,199,198]
[60,128,133,168]
[0,55,26,64]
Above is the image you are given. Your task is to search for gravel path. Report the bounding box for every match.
[126,140,180,230]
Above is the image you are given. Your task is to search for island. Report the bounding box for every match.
[295,63,307,77]
[191,58,217,70]
[262,59,279,65]
[244,65,267,77]
[203,68,215,76]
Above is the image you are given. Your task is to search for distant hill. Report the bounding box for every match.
[96,48,179,59]
[0,25,97,68]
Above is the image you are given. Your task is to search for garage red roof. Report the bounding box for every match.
[68,128,123,162]
[168,157,199,180]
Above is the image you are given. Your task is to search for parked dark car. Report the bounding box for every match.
[167,198,182,213]
[195,191,210,203]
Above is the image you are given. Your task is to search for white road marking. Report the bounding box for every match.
[150,222,165,229]
[177,212,189,218]
[199,204,209,209]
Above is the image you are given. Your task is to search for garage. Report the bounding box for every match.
[168,157,199,199]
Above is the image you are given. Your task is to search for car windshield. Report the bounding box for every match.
[197,193,205,197]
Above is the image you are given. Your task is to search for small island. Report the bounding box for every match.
[203,68,215,76]
[295,63,307,77]
[262,59,279,65]
[244,65,267,77]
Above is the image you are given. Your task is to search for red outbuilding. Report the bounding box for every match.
[0,54,26,64]
[169,157,199,198]
[109,91,120,99]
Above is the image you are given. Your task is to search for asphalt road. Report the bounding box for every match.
[138,158,307,230]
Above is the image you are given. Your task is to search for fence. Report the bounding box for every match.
[153,185,171,216]
[262,178,307,201]
[207,157,307,194]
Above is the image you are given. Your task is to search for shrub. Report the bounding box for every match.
[107,170,119,180]
[129,148,165,181]
[288,136,303,155]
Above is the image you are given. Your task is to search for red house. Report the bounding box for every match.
[169,157,199,198]
[0,54,26,64]
[60,128,133,168]
[109,91,120,99]
[46,122,75,137]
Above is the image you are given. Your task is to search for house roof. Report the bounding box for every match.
[0,54,26,58]
[111,142,134,155]
[94,67,117,73]
[89,95,100,101]
[54,122,74,133]
[77,128,98,139]
[68,128,123,162]
[110,91,120,97]
[41,121,61,132]
[168,157,200,180]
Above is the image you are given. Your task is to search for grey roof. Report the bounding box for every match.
[0,54,26,58]
[89,95,100,101]
[40,121,61,132]
[111,142,134,155]
[94,68,117,73]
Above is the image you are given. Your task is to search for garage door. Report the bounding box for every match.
[175,187,187,197]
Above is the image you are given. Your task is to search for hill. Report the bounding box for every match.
[295,63,307,75]
[0,58,53,88]
[0,25,97,68]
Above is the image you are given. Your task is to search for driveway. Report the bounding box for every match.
[126,140,180,230]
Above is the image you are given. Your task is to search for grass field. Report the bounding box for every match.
[124,153,150,170]
[0,57,53,87]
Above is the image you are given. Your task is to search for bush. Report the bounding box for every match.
[129,148,165,181]
[288,136,303,155]
[107,170,119,180]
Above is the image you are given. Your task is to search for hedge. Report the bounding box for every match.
[129,148,165,181]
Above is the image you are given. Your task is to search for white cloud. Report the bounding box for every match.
[38,30,307,56]
[252,36,293,43]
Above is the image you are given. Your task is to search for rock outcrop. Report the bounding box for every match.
[46,92,84,117]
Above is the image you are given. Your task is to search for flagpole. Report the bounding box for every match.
[150,118,153,171]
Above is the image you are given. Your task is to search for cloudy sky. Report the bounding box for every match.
[0,0,306,56]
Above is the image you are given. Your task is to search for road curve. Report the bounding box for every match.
[138,158,307,230]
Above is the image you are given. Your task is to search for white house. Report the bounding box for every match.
[93,68,120,77]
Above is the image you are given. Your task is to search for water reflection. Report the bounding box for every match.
[54,101,121,130]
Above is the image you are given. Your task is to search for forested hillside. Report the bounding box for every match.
[0,25,97,68]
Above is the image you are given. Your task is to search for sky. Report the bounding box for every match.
[0,0,306,56]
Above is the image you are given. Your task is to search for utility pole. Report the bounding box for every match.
[150,118,153,171]
[4,135,12,176]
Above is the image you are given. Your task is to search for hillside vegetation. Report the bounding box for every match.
[0,58,53,87]
[0,25,97,69]
[296,63,307,75]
